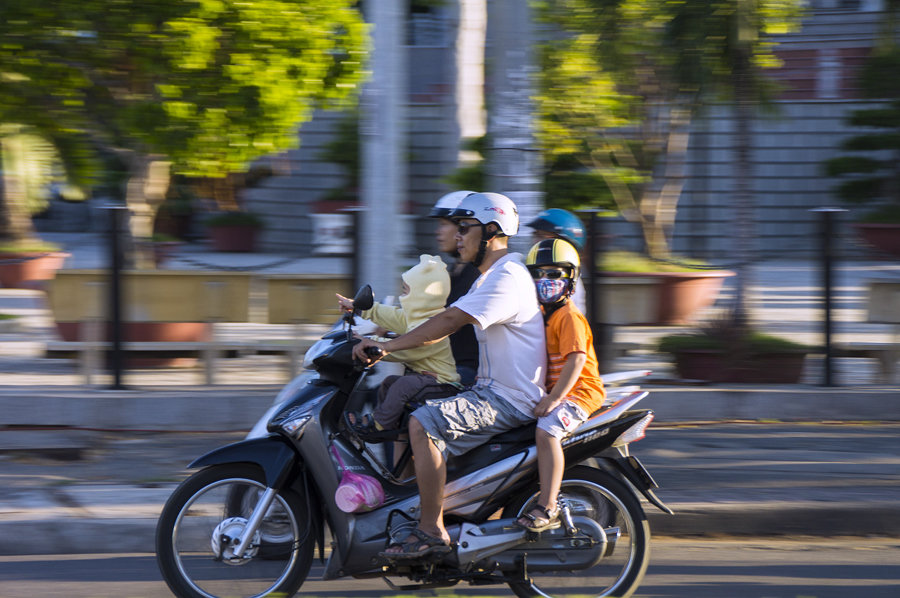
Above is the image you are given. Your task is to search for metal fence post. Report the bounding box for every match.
[812,207,846,387]
[105,205,129,390]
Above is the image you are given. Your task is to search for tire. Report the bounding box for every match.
[501,465,650,598]
[156,464,314,598]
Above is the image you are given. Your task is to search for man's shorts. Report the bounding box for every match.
[411,387,533,457]
[537,401,589,439]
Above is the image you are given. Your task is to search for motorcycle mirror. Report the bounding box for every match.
[352,285,374,312]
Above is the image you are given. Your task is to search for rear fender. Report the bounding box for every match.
[595,454,674,515]
[189,435,298,489]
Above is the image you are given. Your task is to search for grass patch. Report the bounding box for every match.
[600,250,711,273]
[0,240,62,253]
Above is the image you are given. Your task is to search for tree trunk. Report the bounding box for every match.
[486,0,543,250]
[731,46,755,328]
[0,136,39,247]
[455,0,487,163]
[125,155,171,268]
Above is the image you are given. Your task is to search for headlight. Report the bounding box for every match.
[268,406,313,439]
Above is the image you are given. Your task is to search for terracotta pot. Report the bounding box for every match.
[54,321,211,368]
[853,223,900,258]
[599,270,734,325]
[208,224,258,252]
[0,251,69,289]
[672,349,807,383]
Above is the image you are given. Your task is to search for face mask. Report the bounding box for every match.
[535,278,569,305]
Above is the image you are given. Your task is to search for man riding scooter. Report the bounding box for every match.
[353,191,547,558]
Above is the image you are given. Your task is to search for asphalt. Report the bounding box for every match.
[1,231,899,555]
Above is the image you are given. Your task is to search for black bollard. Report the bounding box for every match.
[106,206,129,390]
[580,210,613,373]
[812,208,846,387]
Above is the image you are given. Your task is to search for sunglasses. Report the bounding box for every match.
[530,268,569,280]
[457,222,481,236]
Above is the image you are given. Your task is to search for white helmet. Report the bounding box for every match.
[449,192,519,236]
[429,190,475,219]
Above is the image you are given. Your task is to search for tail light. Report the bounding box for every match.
[612,412,654,447]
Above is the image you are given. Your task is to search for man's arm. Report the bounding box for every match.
[351,307,476,363]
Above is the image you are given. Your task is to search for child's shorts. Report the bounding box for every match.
[536,401,589,439]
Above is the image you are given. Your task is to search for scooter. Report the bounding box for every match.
[155,285,672,598]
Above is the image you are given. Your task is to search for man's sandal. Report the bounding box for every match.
[378,528,452,560]
[515,505,561,532]
[344,412,398,443]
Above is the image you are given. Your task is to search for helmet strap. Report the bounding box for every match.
[473,224,498,268]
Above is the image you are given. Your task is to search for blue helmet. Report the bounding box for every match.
[527,208,586,251]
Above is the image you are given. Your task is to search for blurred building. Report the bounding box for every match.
[605,0,890,261]
[242,0,891,261]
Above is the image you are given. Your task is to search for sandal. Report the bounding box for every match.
[516,505,561,532]
[344,412,398,443]
[378,527,452,560]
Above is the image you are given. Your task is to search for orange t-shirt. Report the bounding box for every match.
[545,301,606,415]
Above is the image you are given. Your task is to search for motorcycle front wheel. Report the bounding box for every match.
[156,464,314,598]
[501,465,650,598]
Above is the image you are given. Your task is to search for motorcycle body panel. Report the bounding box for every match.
[189,436,297,489]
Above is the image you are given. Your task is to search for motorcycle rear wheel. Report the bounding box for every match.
[501,466,650,598]
[156,464,313,598]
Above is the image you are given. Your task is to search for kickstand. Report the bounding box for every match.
[512,553,530,585]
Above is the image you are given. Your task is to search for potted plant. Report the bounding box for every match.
[0,126,79,287]
[658,317,810,383]
[0,240,70,289]
[823,32,900,257]
[204,210,265,253]
[598,250,735,326]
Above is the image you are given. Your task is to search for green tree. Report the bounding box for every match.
[824,0,900,222]
[0,0,367,258]
[534,0,804,260]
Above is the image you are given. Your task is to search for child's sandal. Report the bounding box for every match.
[515,505,561,532]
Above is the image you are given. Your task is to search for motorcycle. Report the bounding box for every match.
[155,285,672,598]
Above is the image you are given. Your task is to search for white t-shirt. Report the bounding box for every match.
[452,253,547,416]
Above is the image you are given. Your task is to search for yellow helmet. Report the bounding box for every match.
[526,239,580,305]
[525,238,580,279]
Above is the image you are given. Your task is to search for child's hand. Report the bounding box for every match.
[534,395,562,418]
[336,293,354,312]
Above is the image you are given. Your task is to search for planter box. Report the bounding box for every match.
[867,281,900,324]
[596,270,734,325]
[671,349,807,383]
[47,270,253,368]
[208,224,259,252]
[854,223,900,258]
[0,251,69,289]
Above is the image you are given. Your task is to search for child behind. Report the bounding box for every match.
[519,239,605,531]
[336,254,461,441]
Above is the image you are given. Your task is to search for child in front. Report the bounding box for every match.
[520,238,606,531]
[336,254,461,441]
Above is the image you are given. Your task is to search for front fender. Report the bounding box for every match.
[190,435,298,488]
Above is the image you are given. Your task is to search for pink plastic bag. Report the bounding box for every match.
[330,445,385,513]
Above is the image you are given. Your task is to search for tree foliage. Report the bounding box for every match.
[534,0,803,257]
[0,0,368,243]
[823,6,900,222]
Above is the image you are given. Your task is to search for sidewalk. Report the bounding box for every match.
[1,232,899,554]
